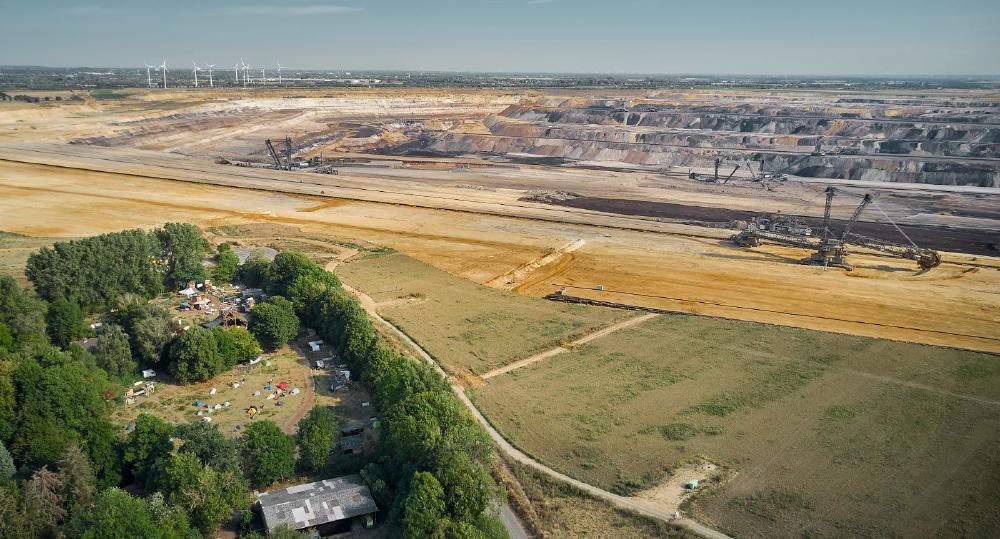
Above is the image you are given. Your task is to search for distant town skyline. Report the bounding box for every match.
[2,0,999,75]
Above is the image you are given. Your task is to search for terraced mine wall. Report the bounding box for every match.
[394,97,1000,187]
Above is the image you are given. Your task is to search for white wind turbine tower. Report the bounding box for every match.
[143,62,154,88]
[192,62,201,88]
[240,58,249,87]
[159,60,168,88]
[205,64,215,88]
[276,61,282,84]
[234,62,240,85]
[260,66,265,85]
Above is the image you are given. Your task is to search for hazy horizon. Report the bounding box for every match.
[2,0,999,75]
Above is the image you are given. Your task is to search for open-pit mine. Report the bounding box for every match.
[2,87,997,352]
[1,85,999,538]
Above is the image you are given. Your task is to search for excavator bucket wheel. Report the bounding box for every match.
[918,250,942,271]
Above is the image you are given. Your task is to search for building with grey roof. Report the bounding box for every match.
[257,474,377,534]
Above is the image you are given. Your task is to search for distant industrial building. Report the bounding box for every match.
[257,474,377,535]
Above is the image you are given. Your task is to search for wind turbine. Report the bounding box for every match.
[159,60,168,89]
[276,61,282,84]
[192,61,201,88]
[260,66,265,85]
[143,62,153,88]
[205,64,215,88]
[240,58,249,87]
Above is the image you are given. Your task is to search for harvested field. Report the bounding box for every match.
[471,314,1000,538]
[0,142,997,354]
[335,253,629,375]
[0,231,64,280]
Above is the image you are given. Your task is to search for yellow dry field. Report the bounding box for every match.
[0,89,998,357]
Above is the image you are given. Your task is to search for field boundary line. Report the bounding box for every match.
[481,312,659,380]
[342,283,729,539]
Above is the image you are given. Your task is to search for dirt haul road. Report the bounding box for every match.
[0,143,998,353]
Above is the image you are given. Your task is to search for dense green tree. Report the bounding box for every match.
[242,420,294,487]
[124,304,174,367]
[0,322,13,353]
[57,442,97,515]
[286,273,334,315]
[157,223,210,288]
[238,254,272,288]
[433,450,494,523]
[122,413,175,483]
[296,405,337,473]
[248,296,300,350]
[0,276,47,345]
[174,420,241,473]
[63,488,195,539]
[45,297,84,348]
[342,303,376,368]
[0,483,29,539]
[268,251,331,297]
[167,326,222,384]
[93,323,136,380]
[212,244,239,284]
[0,440,14,481]
[26,229,163,311]
[0,359,15,441]
[213,326,261,368]
[401,471,446,539]
[11,355,119,486]
[153,451,249,535]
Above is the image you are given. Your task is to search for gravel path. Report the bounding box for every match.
[344,284,731,539]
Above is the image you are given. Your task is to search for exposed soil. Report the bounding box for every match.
[545,196,999,256]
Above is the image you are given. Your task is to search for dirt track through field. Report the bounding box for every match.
[481,313,660,379]
[342,284,729,539]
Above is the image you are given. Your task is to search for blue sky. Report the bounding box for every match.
[1,0,998,74]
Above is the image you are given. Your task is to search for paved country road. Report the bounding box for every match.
[344,285,733,539]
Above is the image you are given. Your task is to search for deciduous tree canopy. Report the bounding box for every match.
[296,406,337,474]
[167,326,222,384]
[248,296,299,350]
[241,420,294,488]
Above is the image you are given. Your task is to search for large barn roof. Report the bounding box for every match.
[258,474,377,532]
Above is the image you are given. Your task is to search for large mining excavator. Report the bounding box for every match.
[264,136,297,171]
[731,186,941,271]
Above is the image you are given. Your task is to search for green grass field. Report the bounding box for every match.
[336,252,629,375]
[472,314,1000,538]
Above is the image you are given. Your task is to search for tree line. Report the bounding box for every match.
[244,250,506,537]
[26,223,210,313]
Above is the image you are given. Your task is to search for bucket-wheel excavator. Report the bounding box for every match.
[731,186,941,271]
